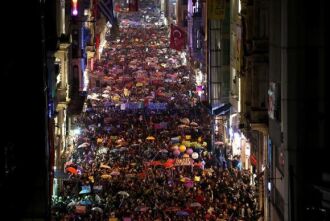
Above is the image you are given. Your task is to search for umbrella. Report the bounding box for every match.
[190,122,198,127]
[163,162,174,168]
[126,174,136,178]
[119,147,128,151]
[67,201,78,208]
[176,211,189,216]
[180,118,190,125]
[135,206,149,212]
[93,185,103,192]
[92,207,103,213]
[160,130,169,134]
[66,167,77,174]
[180,177,191,182]
[97,147,108,154]
[178,124,189,128]
[110,149,120,153]
[190,202,202,208]
[64,161,75,168]
[79,199,92,205]
[77,142,90,149]
[165,207,181,212]
[159,149,168,153]
[149,161,162,166]
[184,180,194,188]
[117,191,129,197]
[110,171,120,176]
[75,205,87,214]
[100,164,111,169]
[79,185,91,194]
[101,174,111,179]
[146,136,155,140]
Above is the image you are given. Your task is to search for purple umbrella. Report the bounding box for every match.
[176,211,189,216]
[184,180,194,188]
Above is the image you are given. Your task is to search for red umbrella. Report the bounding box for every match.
[149,161,162,166]
[66,167,78,174]
[163,161,173,168]
[165,207,181,212]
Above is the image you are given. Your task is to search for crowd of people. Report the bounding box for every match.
[51,1,261,220]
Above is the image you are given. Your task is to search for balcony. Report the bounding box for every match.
[59,34,70,44]
[56,87,67,104]
[67,92,86,116]
[249,107,268,124]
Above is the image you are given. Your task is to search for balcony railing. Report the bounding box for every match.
[56,87,67,103]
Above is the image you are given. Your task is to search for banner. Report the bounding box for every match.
[127,102,143,110]
[174,158,193,166]
[147,102,167,110]
[208,0,225,20]
[169,24,187,51]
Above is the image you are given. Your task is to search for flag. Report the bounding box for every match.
[169,24,187,51]
[114,2,121,12]
[98,0,118,26]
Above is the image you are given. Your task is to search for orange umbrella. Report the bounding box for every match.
[146,136,155,140]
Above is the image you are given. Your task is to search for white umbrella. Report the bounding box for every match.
[97,147,108,154]
[77,143,90,149]
[92,207,103,213]
[100,164,111,169]
[67,201,78,208]
[180,118,190,125]
[117,191,129,197]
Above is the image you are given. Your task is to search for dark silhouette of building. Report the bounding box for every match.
[1,1,53,220]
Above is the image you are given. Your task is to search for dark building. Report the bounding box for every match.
[268,0,329,220]
[1,0,53,220]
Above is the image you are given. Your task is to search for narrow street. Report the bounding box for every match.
[52,1,260,220]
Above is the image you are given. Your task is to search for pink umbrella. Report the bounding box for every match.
[184,180,194,188]
[110,171,120,176]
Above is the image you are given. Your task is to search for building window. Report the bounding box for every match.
[193,0,201,16]
[273,187,285,220]
[275,144,285,175]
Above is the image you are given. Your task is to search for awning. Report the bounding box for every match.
[212,103,231,115]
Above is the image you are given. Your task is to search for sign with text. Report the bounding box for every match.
[174,158,193,166]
